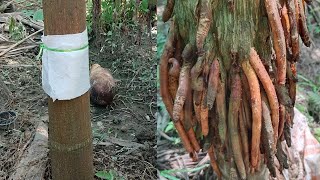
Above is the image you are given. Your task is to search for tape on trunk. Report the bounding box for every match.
[41,29,90,101]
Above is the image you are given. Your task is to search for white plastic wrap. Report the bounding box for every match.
[41,29,90,101]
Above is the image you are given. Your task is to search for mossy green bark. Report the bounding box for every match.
[174,0,272,71]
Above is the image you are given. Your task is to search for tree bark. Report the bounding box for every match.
[43,0,94,179]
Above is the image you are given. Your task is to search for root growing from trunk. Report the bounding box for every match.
[159,0,310,177]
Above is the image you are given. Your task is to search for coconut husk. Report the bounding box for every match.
[89,63,116,106]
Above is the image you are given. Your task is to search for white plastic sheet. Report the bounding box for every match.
[41,29,90,101]
[291,108,320,180]
[275,108,320,180]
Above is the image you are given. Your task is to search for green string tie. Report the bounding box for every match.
[36,43,89,60]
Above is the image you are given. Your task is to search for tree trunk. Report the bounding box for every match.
[160,0,309,179]
[92,0,101,47]
[43,0,94,179]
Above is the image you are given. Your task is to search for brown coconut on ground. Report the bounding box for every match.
[89,63,116,106]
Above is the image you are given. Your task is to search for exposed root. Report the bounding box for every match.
[241,60,261,169]
[172,44,193,123]
[279,104,286,137]
[240,73,252,131]
[200,89,209,136]
[160,20,175,118]
[208,145,222,179]
[239,102,250,173]
[228,72,246,179]
[261,91,277,177]
[183,84,193,131]
[174,121,195,157]
[162,0,175,22]
[207,59,220,110]
[276,141,289,170]
[158,0,310,177]
[286,0,300,61]
[249,48,279,145]
[284,121,292,147]
[215,73,227,146]
[187,128,201,152]
[193,90,202,122]
[196,0,212,54]
[287,62,297,106]
[191,56,205,91]
[281,5,292,55]
[275,84,293,109]
[168,58,180,100]
[264,0,287,85]
[297,0,311,47]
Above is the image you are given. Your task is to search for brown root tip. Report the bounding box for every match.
[190,151,198,162]
[162,0,175,22]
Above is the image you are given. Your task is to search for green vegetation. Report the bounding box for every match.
[95,170,125,180]
[8,17,26,40]
[298,74,320,122]
[297,74,320,142]
[86,0,153,36]
[307,5,320,36]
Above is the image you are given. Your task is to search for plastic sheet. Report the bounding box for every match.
[291,108,320,180]
[41,29,90,101]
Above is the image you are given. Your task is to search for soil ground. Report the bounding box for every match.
[0,0,157,179]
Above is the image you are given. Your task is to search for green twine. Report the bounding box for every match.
[36,43,89,60]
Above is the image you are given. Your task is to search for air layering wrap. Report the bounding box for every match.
[41,29,90,101]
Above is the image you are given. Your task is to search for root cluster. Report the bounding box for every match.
[160,0,310,179]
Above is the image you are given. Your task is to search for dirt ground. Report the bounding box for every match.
[0,1,157,179]
[88,31,157,179]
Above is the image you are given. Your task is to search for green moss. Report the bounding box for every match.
[174,0,267,71]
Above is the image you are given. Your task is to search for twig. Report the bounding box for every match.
[124,146,141,155]
[0,1,13,13]
[16,15,44,30]
[0,28,43,57]
[98,136,145,148]
[157,149,186,158]
[177,156,189,180]
[0,64,36,68]
[191,156,210,178]
[158,129,177,142]
[11,44,38,52]
[0,12,20,23]
[0,34,8,41]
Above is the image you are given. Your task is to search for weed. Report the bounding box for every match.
[95,170,124,180]
[307,5,320,36]
[298,74,320,123]
[8,17,26,41]
[86,0,154,42]
[308,91,320,122]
